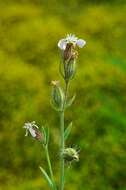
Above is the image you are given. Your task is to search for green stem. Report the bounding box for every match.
[65,81,69,101]
[63,80,69,109]
[45,146,56,190]
[59,80,69,190]
[59,111,65,190]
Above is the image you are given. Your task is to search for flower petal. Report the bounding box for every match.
[66,34,78,43]
[29,128,36,137]
[76,39,86,48]
[32,123,39,129]
[25,129,28,136]
[58,39,67,50]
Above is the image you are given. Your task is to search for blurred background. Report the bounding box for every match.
[0,0,126,190]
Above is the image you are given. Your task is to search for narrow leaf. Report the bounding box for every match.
[39,166,53,188]
[64,122,73,140]
[65,94,76,108]
[41,127,46,145]
[45,127,49,145]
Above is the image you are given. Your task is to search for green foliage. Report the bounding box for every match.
[64,122,73,141]
[65,94,76,109]
[39,166,53,189]
[0,0,126,190]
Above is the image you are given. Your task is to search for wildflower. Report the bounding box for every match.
[58,34,86,50]
[23,121,43,141]
[58,35,86,81]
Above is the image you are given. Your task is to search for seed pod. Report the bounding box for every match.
[51,81,64,111]
[62,148,79,162]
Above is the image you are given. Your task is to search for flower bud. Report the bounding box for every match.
[23,121,43,142]
[62,148,79,162]
[51,81,64,111]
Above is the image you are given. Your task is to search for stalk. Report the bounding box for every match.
[59,81,69,190]
[59,111,65,190]
[64,81,69,106]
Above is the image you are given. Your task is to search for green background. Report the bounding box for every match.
[0,0,126,190]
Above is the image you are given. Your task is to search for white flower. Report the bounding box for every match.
[23,121,39,138]
[58,34,86,50]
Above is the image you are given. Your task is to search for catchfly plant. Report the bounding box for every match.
[23,34,86,190]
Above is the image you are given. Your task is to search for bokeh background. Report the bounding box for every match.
[0,0,126,190]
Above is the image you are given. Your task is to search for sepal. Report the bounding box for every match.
[65,59,76,81]
[59,59,76,82]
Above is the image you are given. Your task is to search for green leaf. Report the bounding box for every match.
[65,94,76,108]
[41,126,46,145]
[39,166,53,189]
[45,127,49,145]
[64,122,73,140]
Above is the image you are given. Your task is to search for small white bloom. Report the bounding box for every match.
[76,39,86,48]
[58,34,86,50]
[23,121,39,138]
